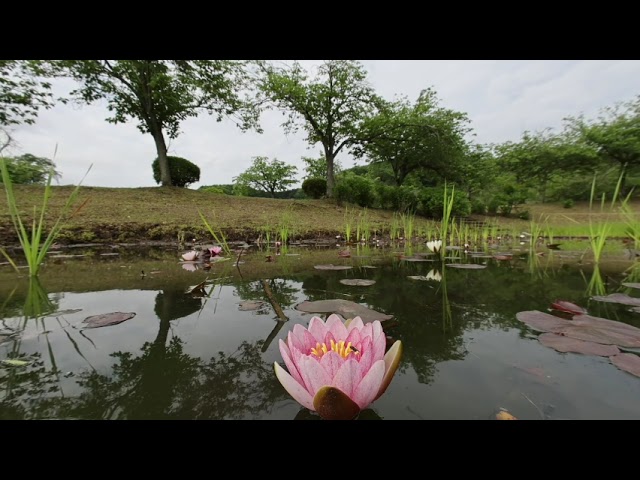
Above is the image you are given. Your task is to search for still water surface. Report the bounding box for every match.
[1,245,640,419]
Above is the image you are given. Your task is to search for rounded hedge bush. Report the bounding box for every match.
[152,156,200,188]
[302,177,327,199]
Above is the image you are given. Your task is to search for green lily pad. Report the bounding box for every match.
[1,359,30,367]
[446,263,487,269]
[295,299,393,322]
[339,279,376,286]
[314,265,353,271]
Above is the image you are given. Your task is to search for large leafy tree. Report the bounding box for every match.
[566,96,640,195]
[496,129,600,202]
[233,156,298,197]
[259,60,380,197]
[51,60,261,186]
[0,153,60,184]
[354,89,471,186]
[0,60,54,126]
[301,154,342,180]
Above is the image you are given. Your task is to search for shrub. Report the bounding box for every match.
[200,186,225,194]
[152,156,200,188]
[334,173,377,208]
[563,199,574,209]
[470,199,486,215]
[302,178,327,199]
[418,186,471,218]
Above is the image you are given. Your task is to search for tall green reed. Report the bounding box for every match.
[198,210,232,256]
[0,154,91,277]
[440,182,455,252]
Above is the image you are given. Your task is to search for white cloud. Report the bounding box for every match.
[7,60,640,188]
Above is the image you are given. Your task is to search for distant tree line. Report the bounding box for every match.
[2,59,639,219]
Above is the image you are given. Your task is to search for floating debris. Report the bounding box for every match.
[82,312,136,329]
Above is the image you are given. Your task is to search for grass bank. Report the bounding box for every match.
[0,185,639,247]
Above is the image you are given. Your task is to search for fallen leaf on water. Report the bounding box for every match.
[496,409,517,420]
[551,300,587,316]
[1,359,30,367]
[82,312,136,329]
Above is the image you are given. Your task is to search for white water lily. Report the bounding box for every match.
[426,269,442,282]
[426,239,442,254]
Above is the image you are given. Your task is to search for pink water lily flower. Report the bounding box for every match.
[209,246,222,256]
[181,250,199,261]
[274,314,402,420]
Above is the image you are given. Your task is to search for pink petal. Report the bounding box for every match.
[326,314,349,340]
[274,362,314,410]
[353,359,385,409]
[181,250,198,261]
[308,316,328,342]
[371,322,386,361]
[347,316,365,332]
[332,358,362,399]
[357,337,374,372]
[292,324,317,352]
[320,351,344,379]
[324,331,337,347]
[345,328,362,347]
[361,323,373,341]
[298,356,332,397]
[279,339,305,386]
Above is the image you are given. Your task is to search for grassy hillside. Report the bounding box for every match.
[0,185,639,246]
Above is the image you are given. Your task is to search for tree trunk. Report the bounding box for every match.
[325,149,336,198]
[152,129,172,187]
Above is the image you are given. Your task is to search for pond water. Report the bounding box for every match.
[2,243,640,420]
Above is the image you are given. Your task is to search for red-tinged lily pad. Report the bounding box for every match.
[314,265,353,271]
[295,299,393,323]
[538,333,620,356]
[559,314,640,348]
[623,283,640,289]
[551,300,588,315]
[339,279,376,286]
[446,263,487,269]
[82,312,136,329]
[516,311,574,333]
[609,353,640,377]
[591,293,640,307]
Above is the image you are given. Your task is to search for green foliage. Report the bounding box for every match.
[199,186,226,194]
[417,186,471,218]
[0,154,91,277]
[52,60,262,186]
[233,156,298,198]
[0,153,60,185]
[260,60,380,197]
[301,155,342,180]
[563,199,575,208]
[566,96,640,196]
[333,173,377,208]
[0,60,54,126]
[301,177,326,199]
[152,156,200,188]
[354,88,471,186]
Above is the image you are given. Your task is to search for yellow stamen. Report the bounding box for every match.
[310,339,361,359]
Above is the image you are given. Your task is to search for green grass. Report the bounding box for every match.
[1,184,640,248]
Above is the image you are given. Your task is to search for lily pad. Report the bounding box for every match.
[295,299,393,323]
[516,311,640,348]
[339,279,376,286]
[314,265,353,271]
[82,312,136,329]
[361,265,378,269]
[551,300,587,316]
[516,310,574,333]
[401,257,430,262]
[446,263,487,269]
[591,293,640,307]
[609,353,640,377]
[1,359,30,367]
[408,276,429,281]
[538,333,620,356]
[238,300,268,311]
[623,283,640,289]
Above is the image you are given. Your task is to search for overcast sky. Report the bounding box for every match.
[7,60,640,189]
